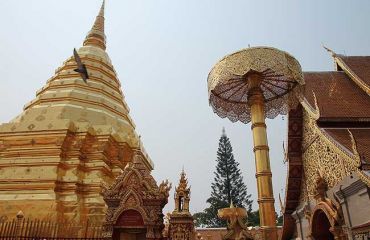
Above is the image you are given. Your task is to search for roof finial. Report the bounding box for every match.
[83,0,106,50]
[322,45,337,57]
[222,127,226,136]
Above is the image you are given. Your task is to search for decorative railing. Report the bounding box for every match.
[0,218,103,240]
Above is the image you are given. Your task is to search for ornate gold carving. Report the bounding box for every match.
[127,174,140,186]
[300,112,360,201]
[125,195,137,207]
[102,153,170,239]
[314,174,343,224]
[308,177,347,240]
[159,179,172,198]
[208,47,304,124]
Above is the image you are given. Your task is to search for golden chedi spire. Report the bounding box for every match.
[83,0,106,50]
[0,1,152,224]
[1,0,148,154]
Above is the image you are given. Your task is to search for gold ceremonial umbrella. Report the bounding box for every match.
[207,47,303,240]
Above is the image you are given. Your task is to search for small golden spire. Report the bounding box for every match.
[83,0,106,50]
[176,168,189,191]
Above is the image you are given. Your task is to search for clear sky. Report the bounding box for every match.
[1,0,370,214]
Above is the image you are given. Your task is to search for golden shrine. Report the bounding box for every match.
[0,1,157,225]
[101,153,171,240]
[167,170,195,240]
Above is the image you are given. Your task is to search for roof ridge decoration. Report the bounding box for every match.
[323,46,370,95]
[323,45,337,57]
[335,56,370,95]
[298,90,320,120]
[348,129,370,174]
[347,129,361,166]
[83,0,106,50]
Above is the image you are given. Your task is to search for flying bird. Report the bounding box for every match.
[73,48,89,83]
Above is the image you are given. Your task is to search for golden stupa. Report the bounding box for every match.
[0,1,153,224]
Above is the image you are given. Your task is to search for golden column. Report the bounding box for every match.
[248,73,276,237]
[207,47,304,240]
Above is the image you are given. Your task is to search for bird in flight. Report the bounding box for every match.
[73,48,89,83]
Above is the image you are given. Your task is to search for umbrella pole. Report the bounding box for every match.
[248,74,278,240]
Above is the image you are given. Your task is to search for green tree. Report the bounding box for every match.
[194,128,253,227]
[276,213,283,226]
[246,210,284,227]
[247,210,260,226]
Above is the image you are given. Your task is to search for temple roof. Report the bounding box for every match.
[302,71,370,123]
[301,47,370,128]
[0,1,152,167]
[300,51,370,161]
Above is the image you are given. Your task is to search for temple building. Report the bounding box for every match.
[2,1,370,239]
[168,170,195,240]
[282,49,370,239]
[0,1,161,226]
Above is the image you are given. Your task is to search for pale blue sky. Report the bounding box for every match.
[1,0,370,214]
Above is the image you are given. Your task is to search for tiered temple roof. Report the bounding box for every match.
[281,49,370,239]
[300,53,370,164]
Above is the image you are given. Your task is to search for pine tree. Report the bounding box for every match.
[194,128,253,227]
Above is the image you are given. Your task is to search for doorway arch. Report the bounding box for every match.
[309,201,348,240]
[311,209,334,240]
[113,209,146,240]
